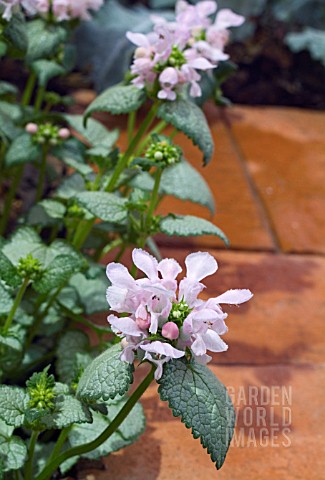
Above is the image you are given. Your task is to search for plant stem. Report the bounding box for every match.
[72,218,95,250]
[0,165,24,236]
[24,430,39,480]
[35,366,155,480]
[2,277,29,335]
[58,302,111,336]
[34,85,46,112]
[35,144,48,203]
[48,426,71,462]
[22,72,37,107]
[135,119,167,157]
[96,237,123,261]
[106,103,159,193]
[146,168,162,228]
[127,110,136,143]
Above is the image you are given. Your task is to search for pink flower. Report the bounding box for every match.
[106,248,253,379]
[58,127,70,139]
[25,122,38,134]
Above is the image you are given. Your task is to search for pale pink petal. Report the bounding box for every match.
[191,335,207,356]
[189,57,215,70]
[215,9,245,29]
[190,81,201,97]
[132,248,158,281]
[108,315,144,337]
[215,289,253,305]
[106,263,135,288]
[197,1,217,16]
[158,258,182,280]
[159,67,179,86]
[185,251,218,281]
[126,31,150,48]
[106,285,128,311]
[202,329,228,352]
[140,341,184,358]
[195,353,212,364]
[178,278,204,306]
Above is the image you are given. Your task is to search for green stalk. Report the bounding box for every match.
[0,165,24,236]
[105,103,159,193]
[135,119,167,157]
[35,367,155,480]
[0,140,6,175]
[24,430,39,480]
[22,72,37,107]
[2,277,29,335]
[48,426,71,463]
[34,85,46,112]
[72,218,95,250]
[127,110,136,143]
[58,302,111,336]
[146,168,162,228]
[94,237,123,262]
[35,144,48,203]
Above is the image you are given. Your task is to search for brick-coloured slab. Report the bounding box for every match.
[156,119,275,251]
[156,248,325,365]
[86,364,324,480]
[228,106,325,254]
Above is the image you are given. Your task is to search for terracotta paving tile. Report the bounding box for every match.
[155,248,325,366]
[155,118,275,252]
[227,106,325,255]
[88,364,324,480]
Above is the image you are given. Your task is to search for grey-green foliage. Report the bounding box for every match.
[160,215,228,244]
[27,199,66,227]
[0,282,14,315]
[74,191,128,224]
[67,398,145,460]
[0,387,29,428]
[64,114,119,151]
[3,13,28,52]
[0,326,24,371]
[84,84,146,119]
[77,344,134,403]
[0,81,17,97]
[285,28,325,67]
[157,99,214,165]
[56,330,92,384]
[131,159,215,213]
[26,19,67,62]
[0,251,21,289]
[158,358,235,469]
[32,60,65,86]
[5,133,41,167]
[68,265,108,315]
[0,427,27,472]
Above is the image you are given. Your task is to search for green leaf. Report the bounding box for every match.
[0,281,13,315]
[64,114,119,150]
[33,254,84,294]
[5,133,41,167]
[27,200,66,227]
[0,387,28,428]
[0,251,21,289]
[0,41,7,58]
[32,59,65,86]
[158,358,235,469]
[0,101,22,122]
[56,173,86,200]
[26,19,67,62]
[74,191,127,223]
[3,13,28,52]
[69,267,109,315]
[157,99,214,164]
[33,394,92,430]
[0,433,27,472]
[67,398,145,459]
[160,215,228,244]
[84,84,146,121]
[0,110,20,142]
[0,327,24,371]
[56,330,91,384]
[0,81,18,97]
[77,344,134,403]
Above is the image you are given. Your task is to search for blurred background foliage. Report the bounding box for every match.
[73,0,325,109]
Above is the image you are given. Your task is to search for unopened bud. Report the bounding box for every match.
[25,123,38,134]
[58,128,70,140]
[162,321,179,340]
[135,47,148,58]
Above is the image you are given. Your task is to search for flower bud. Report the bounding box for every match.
[58,127,70,140]
[162,321,179,340]
[25,123,38,134]
[135,46,148,58]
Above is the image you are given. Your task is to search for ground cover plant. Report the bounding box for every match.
[0,1,252,478]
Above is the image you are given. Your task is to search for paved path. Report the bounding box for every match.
[71,96,325,480]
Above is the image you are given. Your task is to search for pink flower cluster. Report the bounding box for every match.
[127,0,244,101]
[106,249,252,380]
[1,0,103,21]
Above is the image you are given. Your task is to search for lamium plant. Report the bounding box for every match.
[0,1,251,478]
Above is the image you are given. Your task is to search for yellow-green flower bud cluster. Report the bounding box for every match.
[26,369,56,411]
[17,254,43,280]
[146,140,181,167]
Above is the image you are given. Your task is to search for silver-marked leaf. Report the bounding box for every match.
[26,19,67,62]
[33,254,84,294]
[32,60,65,86]
[35,395,92,430]
[5,133,41,167]
[84,84,146,120]
[0,251,21,289]
[157,99,214,164]
[77,344,134,403]
[56,330,91,384]
[160,215,228,244]
[68,398,145,459]
[0,281,13,315]
[0,387,28,427]
[64,114,119,150]
[0,434,27,472]
[56,173,86,200]
[74,191,127,223]
[158,358,235,469]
